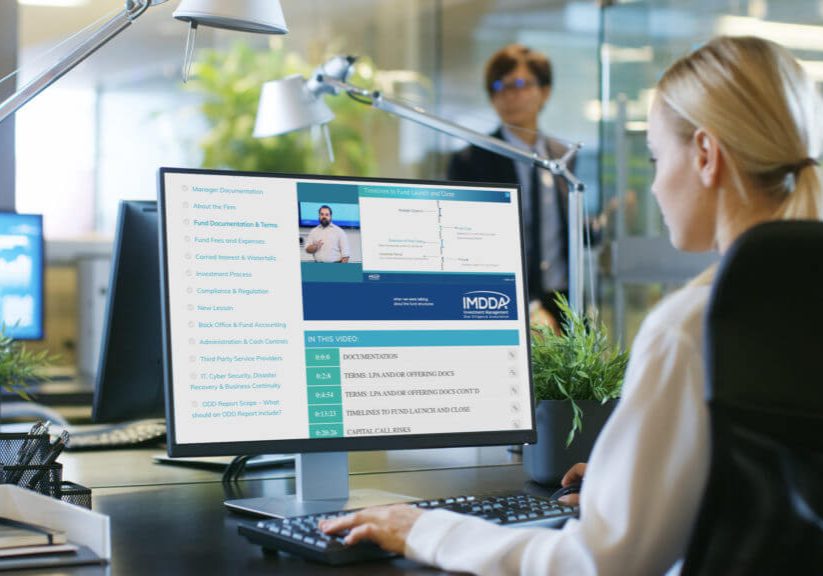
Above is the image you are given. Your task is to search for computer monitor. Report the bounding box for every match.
[159,168,534,516]
[93,201,165,422]
[0,212,44,341]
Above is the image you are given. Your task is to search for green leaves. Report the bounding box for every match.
[186,42,377,177]
[0,328,57,400]
[531,295,629,446]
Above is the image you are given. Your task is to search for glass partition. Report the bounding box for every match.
[599,0,823,346]
[20,0,823,375]
[12,0,603,375]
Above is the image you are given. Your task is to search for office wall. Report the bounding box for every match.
[0,1,17,211]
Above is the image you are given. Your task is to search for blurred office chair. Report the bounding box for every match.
[682,220,823,575]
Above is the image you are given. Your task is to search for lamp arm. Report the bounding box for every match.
[318,76,568,173]
[317,74,587,313]
[0,0,157,125]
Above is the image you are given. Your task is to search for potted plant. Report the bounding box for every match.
[187,41,378,176]
[523,296,629,485]
[0,328,55,414]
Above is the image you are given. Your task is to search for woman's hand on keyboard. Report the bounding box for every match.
[318,504,425,554]
[558,462,587,506]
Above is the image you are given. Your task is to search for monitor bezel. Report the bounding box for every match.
[158,167,536,458]
[0,211,45,341]
[93,200,165,423]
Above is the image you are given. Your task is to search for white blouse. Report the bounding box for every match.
[406,282,713,576]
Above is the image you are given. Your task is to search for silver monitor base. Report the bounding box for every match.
[225,452,416,518]
[225,488,416,518]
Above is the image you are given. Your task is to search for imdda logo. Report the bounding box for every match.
[462,290,511,311]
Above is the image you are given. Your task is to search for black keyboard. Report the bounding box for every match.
[65,419,166,451]
[239,492,578,566]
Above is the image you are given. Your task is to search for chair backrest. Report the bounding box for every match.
[682,220,823,575]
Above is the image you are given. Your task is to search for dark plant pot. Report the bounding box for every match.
[523,399,617,486]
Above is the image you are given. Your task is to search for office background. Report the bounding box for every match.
[2,0,822,386]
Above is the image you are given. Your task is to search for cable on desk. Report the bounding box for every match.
[222,455,252,483]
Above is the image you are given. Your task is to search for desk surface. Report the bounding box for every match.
[50,446,534,575]
[62,445,520,489]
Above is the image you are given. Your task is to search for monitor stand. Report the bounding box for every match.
[224,452,415,518]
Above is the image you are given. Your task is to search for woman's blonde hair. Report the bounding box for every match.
[657,35,823,220]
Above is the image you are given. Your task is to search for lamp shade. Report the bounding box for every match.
[173,0,288,34]
[254,75,335,137]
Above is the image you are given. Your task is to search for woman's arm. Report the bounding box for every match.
[324,290,711,575]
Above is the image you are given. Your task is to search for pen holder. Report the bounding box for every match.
[0,432,50,462]
[0,432,63,498]
[59,481,92,510]
[0,462,62,497]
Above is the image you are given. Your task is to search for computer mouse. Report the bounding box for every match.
[550,482,582,500]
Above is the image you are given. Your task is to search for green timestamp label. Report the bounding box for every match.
[305,348,340,366]
[306,367,341,386]
[309,424,344,438]
[307,386,342,404]
[308,405,343,424]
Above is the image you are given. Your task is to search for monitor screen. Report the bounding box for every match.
[298,201,360,229]
[0,213,44,340]
[159,168,533,457]
[93,201,165,422]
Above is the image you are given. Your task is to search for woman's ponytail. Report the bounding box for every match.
[779,162,823,220]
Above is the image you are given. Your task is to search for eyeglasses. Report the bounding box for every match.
[491,77,539,94]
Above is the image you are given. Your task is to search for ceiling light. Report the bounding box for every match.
[716,16,823,52]
[17,0,89,6]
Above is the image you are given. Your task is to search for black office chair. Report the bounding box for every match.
[682,220,823,575]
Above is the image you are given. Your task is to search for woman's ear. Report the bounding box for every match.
[693,128,721,189]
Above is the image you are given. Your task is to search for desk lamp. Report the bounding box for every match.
[253,55,590,314]
[0,0,289,125]
[0,0,289,427]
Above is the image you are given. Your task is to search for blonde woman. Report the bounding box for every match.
[321,36,823,575]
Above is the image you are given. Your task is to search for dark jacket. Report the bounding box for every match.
[446,128,574,295]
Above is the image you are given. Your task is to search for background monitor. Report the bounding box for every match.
[93,201,164,423]
[159,168,532,515]
[0,212,44,340]
[298,201,360,228]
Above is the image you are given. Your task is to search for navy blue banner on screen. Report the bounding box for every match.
[302,281,518,321]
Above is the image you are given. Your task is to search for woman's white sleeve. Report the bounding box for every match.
[405,324,710,576]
